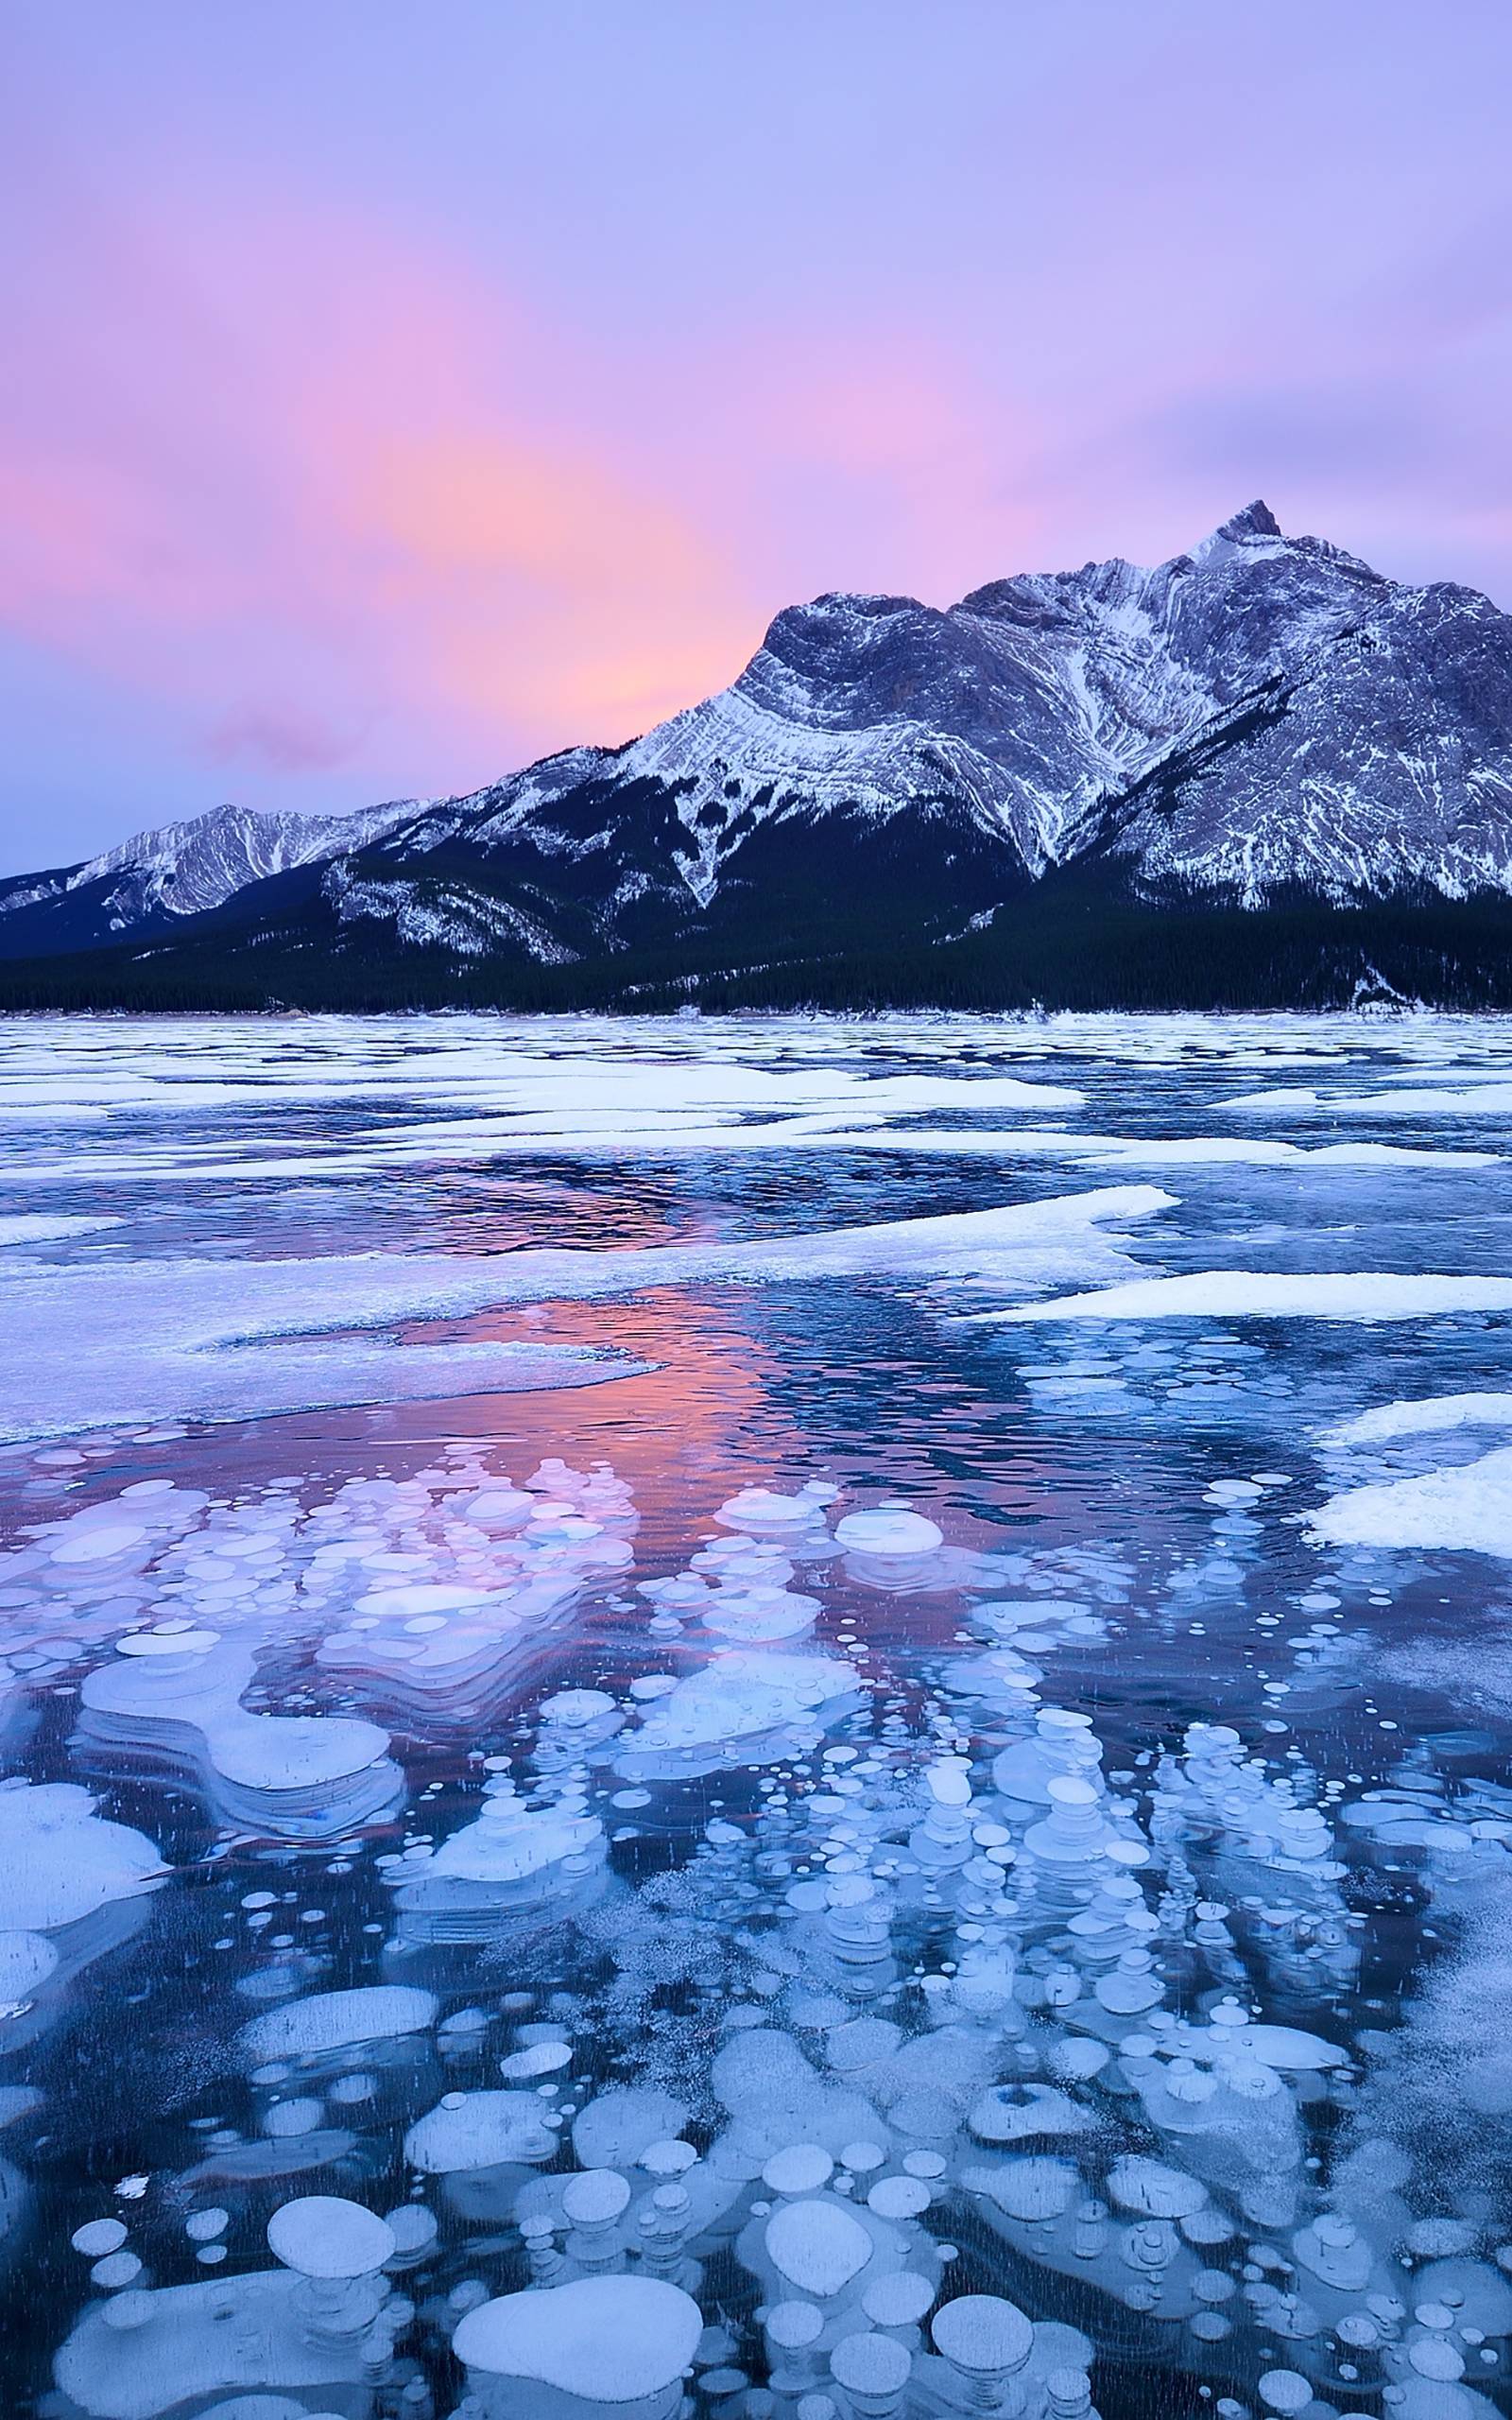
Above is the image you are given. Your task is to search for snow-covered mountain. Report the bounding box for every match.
[340,498,1512,921]
[7,503,1512,1006]
[0,798,421,956]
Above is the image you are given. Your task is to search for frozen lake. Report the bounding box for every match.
[3,1011,1512,2420]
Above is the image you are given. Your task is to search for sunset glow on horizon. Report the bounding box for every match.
[4,0,1511,867]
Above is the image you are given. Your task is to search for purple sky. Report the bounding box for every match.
[4,1,1510,870]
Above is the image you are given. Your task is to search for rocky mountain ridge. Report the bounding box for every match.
[6,502,1512,1009]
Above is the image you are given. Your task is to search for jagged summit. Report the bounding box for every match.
[4,505,1512,996]
[1213,498,1282,541]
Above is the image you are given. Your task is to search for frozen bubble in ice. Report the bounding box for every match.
[501,2041,573,2080]
[0,1785,163,1933]
[48,1522,146,1565]
[1215,2023,1348,2072]
[932,2294,1034,2377]
[703,1587,821,1642]
[407,2090,558,2173]
[267,2193,396,2277]
[562,2168,632,2226]
[385,2203,439,2263]
[841,2142,887,2173]
[831,2333,912,2397]
[765,2198,874,2297]
[767,2302,825,2351]
[827,2019,902,2073]
[239,1984,436,2063]
[91,2249,142,2288]
[573,2087,688,2171]
[463,1487,536,1530]
[0,1929,60,2005]
[1050,2040,1110,2083]
[716,1489,825,1530]
[1259,2373,1314,2414]
[968,2157,1078,2222]
[968,2084,1092,2146]
[541,1687,618,1731]
[190,2404,319,2418]
[1409,2340,1467,2382]
[71,2217,129,2256]
[926,1757,972,1808]
[1106,2157,1207,2219]
[640,2140,697,2176]
[764,2145,834,2197]
[1406,2220,1477,2258]
[863,2273,936,2327]
[116,1628,222,1657]
[453,2274,703,2398]
[834,1509,943,1558]
[263,2097,323,2138]
[868,2175,933,2219]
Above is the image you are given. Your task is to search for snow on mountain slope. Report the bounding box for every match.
[0,799,425,957]
[9,503,1512,980]
[1107,573,1512,903]
[589,498,1511,908]
[0,799,421,925]
[385,500,1463,911]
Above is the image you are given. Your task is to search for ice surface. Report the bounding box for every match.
[9,1012,1512,2420]
[992,1271,1512,1323]
[0,1185,1168,1440]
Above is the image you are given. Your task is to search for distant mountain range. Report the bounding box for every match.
[8,501,1512,1011]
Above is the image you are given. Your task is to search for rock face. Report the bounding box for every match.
[6,502,1512,1005]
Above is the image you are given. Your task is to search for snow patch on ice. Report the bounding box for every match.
[988,1271,1512,1325]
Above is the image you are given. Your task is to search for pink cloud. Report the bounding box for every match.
[0,188,782,791]
[6,107,1507,843]
[205,703,363,775]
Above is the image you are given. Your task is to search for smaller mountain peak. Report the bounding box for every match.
[1189,498,1288,567]
[1221,498,1282,541]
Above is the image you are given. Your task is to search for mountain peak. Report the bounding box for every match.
[1218,498,1282,541]
[1187,498,1289,568]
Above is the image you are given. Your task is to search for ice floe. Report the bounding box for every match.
[989,1270,1512,1323]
